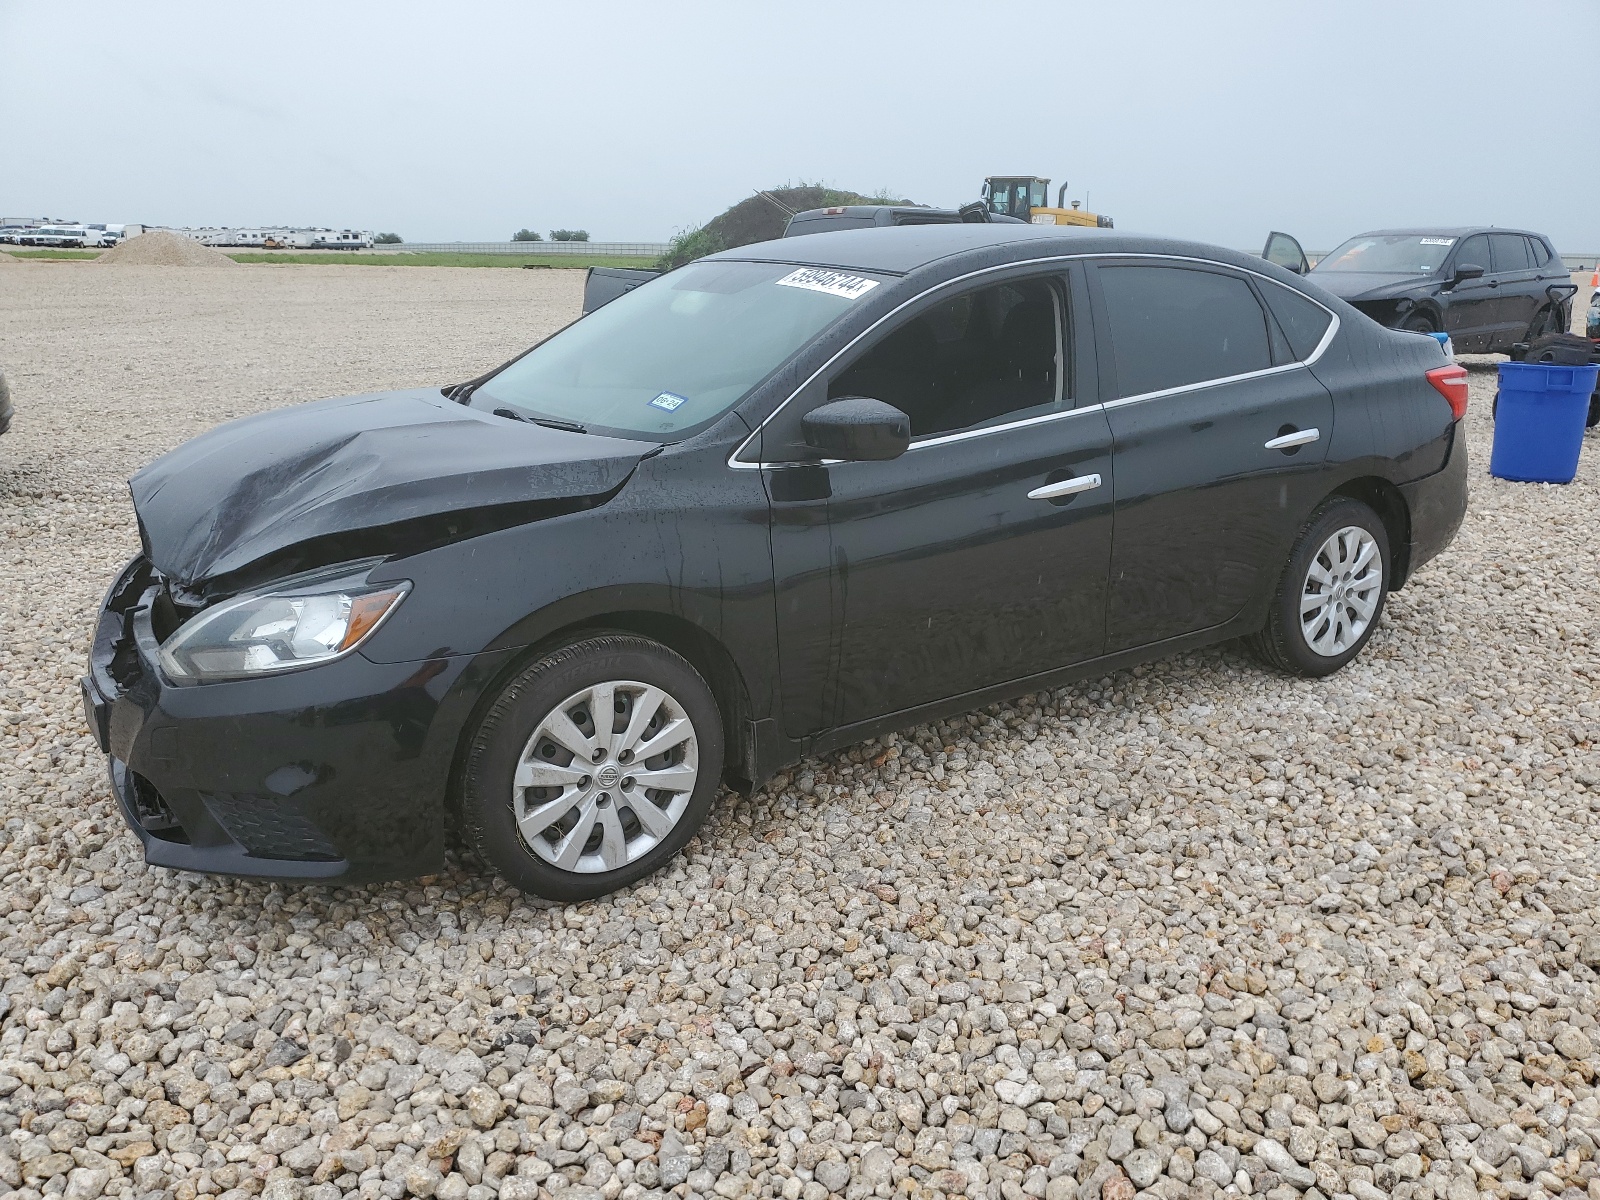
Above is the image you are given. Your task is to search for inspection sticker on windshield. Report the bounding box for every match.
[1420,237,1455,245]
[775,268,880,300]
[649,392,687,412]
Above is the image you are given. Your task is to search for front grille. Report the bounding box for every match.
[200,793,341,862]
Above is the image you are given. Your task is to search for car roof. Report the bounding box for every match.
[1347,226,1548,239]
[706,223,1264,277]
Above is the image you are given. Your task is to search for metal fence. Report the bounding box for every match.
[387,241,669,257]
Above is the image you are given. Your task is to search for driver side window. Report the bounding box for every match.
[828,277,1066,440]
[1455,235,1491,274]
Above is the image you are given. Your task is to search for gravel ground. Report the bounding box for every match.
[1,263,1598,1200]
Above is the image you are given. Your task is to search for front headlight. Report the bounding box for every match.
[159,574,410,683]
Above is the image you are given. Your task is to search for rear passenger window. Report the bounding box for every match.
[1097,265,1272,398]
[1490,233,1532,272]
[1258,281,1334,363]
[1528,237,1550,267]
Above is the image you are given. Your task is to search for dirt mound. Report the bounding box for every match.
[659,184,919,269]
[98,231,238,267]
[0,250,19,264]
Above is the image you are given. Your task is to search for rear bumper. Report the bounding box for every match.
[82,557,508,884]
[1398,422,1468,584]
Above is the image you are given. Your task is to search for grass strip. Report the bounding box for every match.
[6,249,101,260]
[226,252,658,269]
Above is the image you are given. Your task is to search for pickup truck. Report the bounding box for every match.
[582,203,1023,314]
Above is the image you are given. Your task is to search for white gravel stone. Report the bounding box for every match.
[2,267,1598,1200]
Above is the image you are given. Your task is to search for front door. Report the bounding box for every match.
[1443,234,1498,351]
[760,266,1114,735]
[1261,231,1310,275]
[1087,260,1335,651]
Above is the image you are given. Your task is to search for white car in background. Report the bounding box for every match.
[14,225,91,248]
[84,224,125,247]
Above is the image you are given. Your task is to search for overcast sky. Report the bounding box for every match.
[3,0,1597,251]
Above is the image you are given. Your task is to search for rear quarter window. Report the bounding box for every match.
[1259,281,1334,362]
[1097,264,1273,398]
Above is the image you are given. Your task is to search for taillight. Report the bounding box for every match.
[1426,364,1469,421]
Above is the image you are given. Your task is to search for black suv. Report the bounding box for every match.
[1262,228,1574,353]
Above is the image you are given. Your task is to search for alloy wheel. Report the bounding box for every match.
[1300,525,1383,657]
[512,680,699,874]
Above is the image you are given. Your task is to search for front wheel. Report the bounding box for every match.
[1399,312,1436,334]
[1249,497,1391,677]
[460,635,724,900]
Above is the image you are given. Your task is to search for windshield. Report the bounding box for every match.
[1312,234,1456,276]
[474,260,884,439]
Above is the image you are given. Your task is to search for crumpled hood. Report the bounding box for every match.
[131,388,655,588]
[1305,271,1435,302]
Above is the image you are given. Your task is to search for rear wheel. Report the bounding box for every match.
[1529,305,1565,340]
[460,635,724,900]
[1250,497,1391,677]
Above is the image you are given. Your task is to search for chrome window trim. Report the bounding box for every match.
[729,252,1339,470]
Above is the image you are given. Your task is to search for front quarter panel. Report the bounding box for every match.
[356,426,780,720]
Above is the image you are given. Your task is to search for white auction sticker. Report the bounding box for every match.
[1419,237,1455,246]
[775,268,880,300]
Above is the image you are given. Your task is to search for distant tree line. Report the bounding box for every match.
[374,232,402,244]
[513,229,590,242]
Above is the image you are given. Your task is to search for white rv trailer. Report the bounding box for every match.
[311,229,373,250]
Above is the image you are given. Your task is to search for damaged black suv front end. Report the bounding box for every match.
[81,554,479,882]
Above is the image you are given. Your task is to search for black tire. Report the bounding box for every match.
[460,635,724,901]
[1399,312,1436,334]
[1588,395,1599,430]
[1249,497,1391,677]
[1530,305,1565,340]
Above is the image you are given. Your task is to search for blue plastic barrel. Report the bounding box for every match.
[1490,362,1598,484]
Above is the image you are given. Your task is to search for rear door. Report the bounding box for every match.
[1443,234,1498,351]
[1488,233,1539,348]
[1088,260,1335,652]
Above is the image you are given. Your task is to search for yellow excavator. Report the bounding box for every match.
[981,176,1113,228]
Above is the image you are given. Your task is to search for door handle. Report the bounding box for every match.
[1487,279,1499,288]
[1028,473,1102,501]
[1264,428,1320,450]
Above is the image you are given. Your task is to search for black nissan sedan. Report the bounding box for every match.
[83,224,1469,899]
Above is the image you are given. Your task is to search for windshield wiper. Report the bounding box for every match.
[492,407,588,435]
[532,416,587,434]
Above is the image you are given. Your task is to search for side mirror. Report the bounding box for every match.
[1452,263,1485,284]
[802,397,910,461]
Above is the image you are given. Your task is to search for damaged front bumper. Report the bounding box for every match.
[82,556,500,884]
